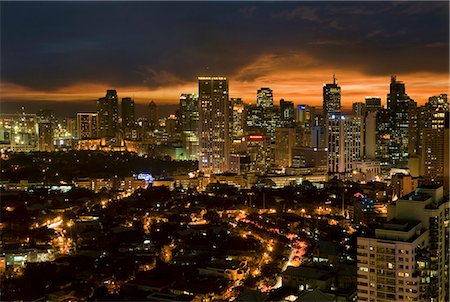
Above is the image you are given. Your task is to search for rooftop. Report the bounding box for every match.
[381,219,420,232]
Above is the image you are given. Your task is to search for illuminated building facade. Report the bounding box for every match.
[365,97,382,113]
[198,76,230,175]
[0,113,39,152]
[178,93,200,160]
[387,76,416,167]
[323,75,341,115]
[240,134,271,174]
[326,113,363,178]
[77,113,98,139]
[357,185,448,302]
[231,98,246,139]
[256,87,273,108]
[275,127,295,168]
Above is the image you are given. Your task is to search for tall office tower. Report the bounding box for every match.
[178,93,199,132]
[198,76,230,175]
[97,90,119,138]
[444,114,449,195]
[420,95,449,185]
[38,122,54,152]
[148,100,159,129]
[352,102,366,116]
[240,134,271,174]
[421,94,448,130]
[295,105,315,128]
[323,74,341,115]
[178,93,199,160]
[376,109,391,168]
[357,185,448,302]
[280,99,295,127]
[387,76,414,167]
[121,97,135,129]
[365,97,382,113]
[231,98,246,139]
[326,113,362,178]
[365,111,377,160]
[256,87,273,108]
[77,113,98,139]
[246,90,280,143]
[275,128,295,168]
[294,105,315,148]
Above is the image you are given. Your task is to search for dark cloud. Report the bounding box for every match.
[1,1,448,91]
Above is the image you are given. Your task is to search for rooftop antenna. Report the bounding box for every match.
[333,73,337,85]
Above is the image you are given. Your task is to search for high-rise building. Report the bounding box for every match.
[352,102,366,116]
[375,109,391,168]
[323,75,341,115]
[198,76,230,175]
[240,134,271,174]
[148,100,159,129]
[280,99,295,127]
[121,97,135,129]
[444,113,449,195]
[275,127,295,168]
[178,93,199,132]
[178,94,200,160]
[387,76,415,167]
[420,94,449,185]
[77,113,98,139]
[97,90,119,138]
[256,88,273,108]
[38,122,54,152]
[365,97,382,113]
[357,185,448,302]
[295,105,315,128]
[231,98,246,139]
[246,90,280,143]
[365,111,377,160]
[326,113,362,178]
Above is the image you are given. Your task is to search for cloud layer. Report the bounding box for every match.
[1,2,448,109]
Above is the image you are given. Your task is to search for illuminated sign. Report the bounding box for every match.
[135,173,154,184]
[249,135,264,141]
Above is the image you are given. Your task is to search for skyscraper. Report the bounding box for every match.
[420,94,449,185]
[77,113,98,139]
[178,93,199,132]
[365,96,382,113]
[326,113,362,178]
[178,93,200,160]
[256,88,273,108]
[275,127,295,168]
[198,76,230,175]
[280,99,295,127]
[121,97,135,129]
[148,100,159,129]
[97,90,119,139]
[387,76,414,167]
[230,98,246,139]
[323,75,341,115]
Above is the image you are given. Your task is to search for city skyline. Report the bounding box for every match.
[1,1,449,111]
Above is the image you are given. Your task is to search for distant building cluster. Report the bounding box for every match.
[0,75,448,193]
